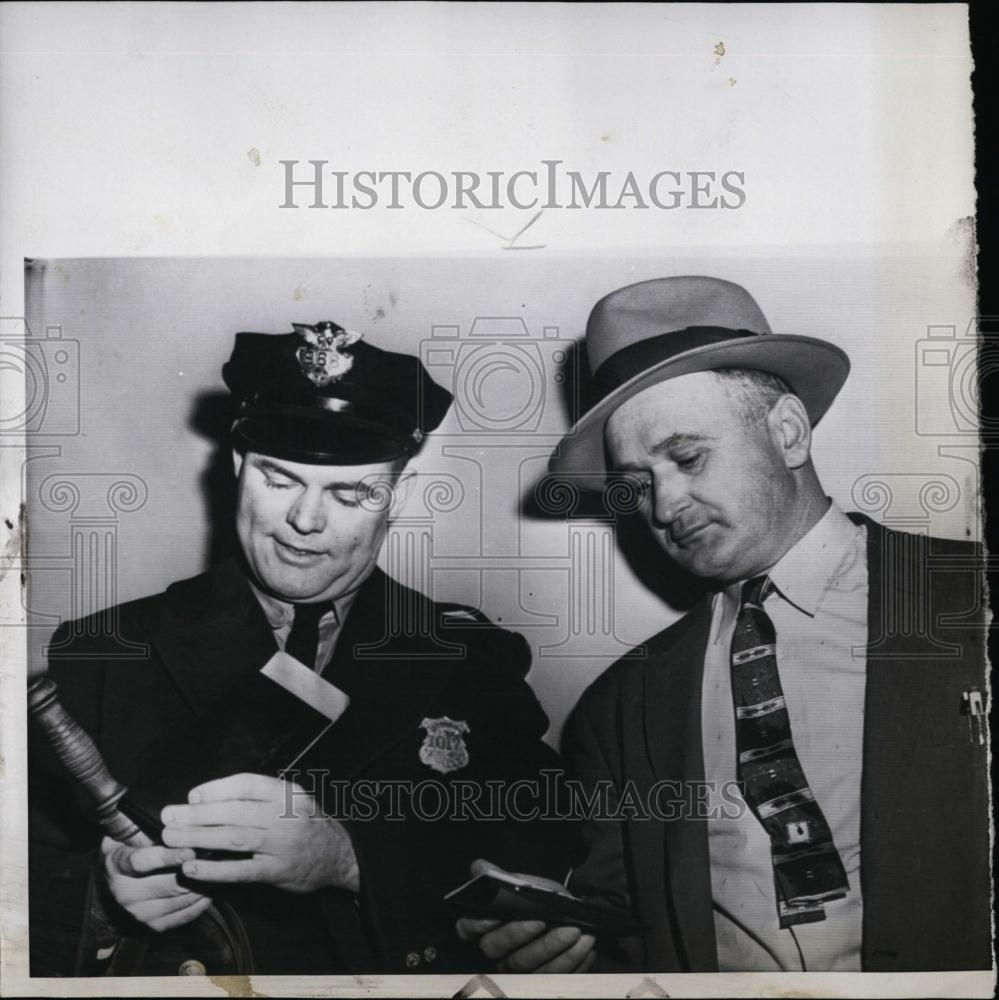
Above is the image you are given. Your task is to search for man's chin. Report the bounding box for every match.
[664,545,726,582]
[258,566,341,603]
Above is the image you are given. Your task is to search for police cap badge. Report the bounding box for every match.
[293,321,362,386]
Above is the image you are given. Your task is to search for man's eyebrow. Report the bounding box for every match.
[649,432,715,456]
[612,433,714,473]
[254,457,305,485]
[253,457,374,491]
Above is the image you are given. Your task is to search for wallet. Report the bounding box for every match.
[445,868,647,937]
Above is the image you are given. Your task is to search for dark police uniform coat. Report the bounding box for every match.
[564,516,992,973]
[30,560,570,976]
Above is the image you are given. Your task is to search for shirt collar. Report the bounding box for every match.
[248,579,354,631]
[712,499,859,641]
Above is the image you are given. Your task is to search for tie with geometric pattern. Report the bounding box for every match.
[730,575,850,927]
[285,601,335,671]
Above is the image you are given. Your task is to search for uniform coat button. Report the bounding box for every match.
[423,946,437,963]
[405,951,421,968]
[178,959,206,975]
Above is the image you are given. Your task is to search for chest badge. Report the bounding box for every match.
[419,717,470,774]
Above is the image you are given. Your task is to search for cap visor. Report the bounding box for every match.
[234,411,408,465]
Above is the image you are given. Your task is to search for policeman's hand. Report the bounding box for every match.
[100,833,212,933]
[455,859,596,973]
[161,772,359,895]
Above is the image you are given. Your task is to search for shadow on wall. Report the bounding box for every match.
[521,337,708,614]
[189,390,240,568]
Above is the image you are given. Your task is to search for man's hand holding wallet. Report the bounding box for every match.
[452,858,644,973]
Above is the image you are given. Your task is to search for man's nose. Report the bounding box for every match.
[287,488,327,534]
[650,474,690,528]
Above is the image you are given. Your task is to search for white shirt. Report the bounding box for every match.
[701,502,869,971]
[249,583,357,674]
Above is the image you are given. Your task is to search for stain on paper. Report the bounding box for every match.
[465,208,546,250]
[0,504,25,583]
[208,974,267,998]
[944,215,976,288]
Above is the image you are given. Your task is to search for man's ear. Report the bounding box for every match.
[766,394,812,469]
[388,466,417,519]
[232,447,245,479]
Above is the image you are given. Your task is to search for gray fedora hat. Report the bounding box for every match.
[549,276,850,488]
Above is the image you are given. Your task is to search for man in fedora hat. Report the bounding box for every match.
[29,322,568,976]
[458,276,991,973]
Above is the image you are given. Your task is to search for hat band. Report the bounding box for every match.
[243,398,416,444]
[592,326,759,399]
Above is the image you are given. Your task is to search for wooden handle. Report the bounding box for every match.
[28,676,146,846]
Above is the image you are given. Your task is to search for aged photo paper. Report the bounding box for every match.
[0,4,991,998]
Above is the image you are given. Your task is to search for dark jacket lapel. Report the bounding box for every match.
[152,563,432,774]
[153,559,278,717]
[316,568,433,779]
[857,515,909,966]
[641,600,718,971]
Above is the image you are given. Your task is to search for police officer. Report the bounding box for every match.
[29,322,569,976]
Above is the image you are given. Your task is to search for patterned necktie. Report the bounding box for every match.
[730,575,850,927]
[285,602,335,670]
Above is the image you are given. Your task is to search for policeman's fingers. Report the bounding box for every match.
[479,920,547,960]
[107,871,208,921]
[187,772,285,805]
[102,838,195,879]
[163,823,266,854]
[456,917,502,941]
[127,884,207,920]
[162,799,275,831]
[180,856,268,885]
[182,855,314,894]
[144,894,214,934]
[165,819,337,861]
[495,925,586,973]
[100,831,157,851]
[535,933,596,973]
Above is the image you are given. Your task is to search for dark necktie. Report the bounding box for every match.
[730,575,850,927]
[285,602,335,670]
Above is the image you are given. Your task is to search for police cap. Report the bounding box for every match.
[223,321,452,464]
